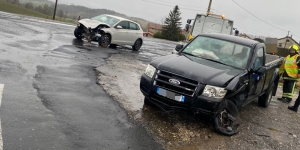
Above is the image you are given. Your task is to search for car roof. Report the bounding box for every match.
[198,33,260,47]
[103,14,140,25]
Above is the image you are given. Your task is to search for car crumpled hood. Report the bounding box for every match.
[78,19,110,29]
[151,54,244,87]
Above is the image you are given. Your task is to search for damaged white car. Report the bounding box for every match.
[74,14,144,51]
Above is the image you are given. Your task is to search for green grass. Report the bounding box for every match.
[0,0,76,24]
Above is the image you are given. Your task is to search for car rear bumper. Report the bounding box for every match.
[140,74,225,116]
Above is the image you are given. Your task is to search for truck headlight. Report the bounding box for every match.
[202,85,227,99]
[145,64,156,78]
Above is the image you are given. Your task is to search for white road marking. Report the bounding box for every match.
[0,84,4,150]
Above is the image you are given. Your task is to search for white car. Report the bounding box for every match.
[74,14,144,51]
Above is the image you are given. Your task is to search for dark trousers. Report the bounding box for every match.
[282,80,296,100]
[294,93,300,108]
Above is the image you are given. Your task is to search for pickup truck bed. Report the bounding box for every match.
[266,54,282,64]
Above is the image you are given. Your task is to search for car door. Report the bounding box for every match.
[127,22,140,45]
[112,21,129,44]
[244,46,266,104]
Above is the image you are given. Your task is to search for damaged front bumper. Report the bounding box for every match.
[140,74,226,116]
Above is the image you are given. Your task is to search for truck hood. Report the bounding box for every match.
[151,54,244,87]
[78,19,110,29]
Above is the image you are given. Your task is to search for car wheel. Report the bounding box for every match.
[74,27,83,40]
[258,83,274,107]
[132,39,142,51]
[99,34,111,48]
[213,100,240,136]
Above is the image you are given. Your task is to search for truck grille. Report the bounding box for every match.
[154,70,199,96]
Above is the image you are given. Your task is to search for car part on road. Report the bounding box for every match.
[109,44,117,49]
[213,100,240,136]
[132,39,142,51]
[99,34,111,48]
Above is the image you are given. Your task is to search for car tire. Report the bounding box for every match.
[74,27,83,40]
[99,34,111,48]
[258,83,274,108]
[213,100,240,136]
[132,39,142,51]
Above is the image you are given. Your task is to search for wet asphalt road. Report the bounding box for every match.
[0,11,171,149]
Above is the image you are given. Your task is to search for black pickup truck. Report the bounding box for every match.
[140,33,284,136]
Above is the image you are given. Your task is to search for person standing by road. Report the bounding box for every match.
[278,44,300,103]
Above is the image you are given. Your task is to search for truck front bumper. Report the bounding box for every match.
[140,74,225,116]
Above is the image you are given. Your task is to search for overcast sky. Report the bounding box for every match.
[53,0,300,41]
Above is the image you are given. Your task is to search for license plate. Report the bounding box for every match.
[156,87,185,102]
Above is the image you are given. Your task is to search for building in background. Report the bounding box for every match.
[277,36,300,49]
[144,23,163,37]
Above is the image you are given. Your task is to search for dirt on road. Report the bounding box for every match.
[97,52,300,150]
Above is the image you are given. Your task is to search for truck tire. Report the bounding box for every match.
[258,83,274,108]
[213,100,240,136]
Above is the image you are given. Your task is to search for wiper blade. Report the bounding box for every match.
[202,58,228,66]
[181,52,196,57]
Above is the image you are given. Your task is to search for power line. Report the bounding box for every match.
[141,0,207,12]
[231,0,288,33]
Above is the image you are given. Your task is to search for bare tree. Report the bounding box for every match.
[25,2,34,10]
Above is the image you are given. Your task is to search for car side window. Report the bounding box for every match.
[117,21,129,29]
[129,22,139,30]
[253,47,264,70]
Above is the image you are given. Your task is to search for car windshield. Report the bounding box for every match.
[182,36,251,69]
[91,15,120,26]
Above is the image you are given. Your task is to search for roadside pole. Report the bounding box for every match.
[53,0,58,20]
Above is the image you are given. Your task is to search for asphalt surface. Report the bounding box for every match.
[0,11,163,150]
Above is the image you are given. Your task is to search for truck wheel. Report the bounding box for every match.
[74,27,83,40]
[258,83,274,108]
[213,100,240,136]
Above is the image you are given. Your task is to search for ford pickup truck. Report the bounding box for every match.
[140,33,284,136]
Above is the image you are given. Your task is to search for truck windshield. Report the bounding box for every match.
[182,36,251,69]
[91,15,120,26]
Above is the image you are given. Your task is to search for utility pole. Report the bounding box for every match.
[52,0,58,20]
[284,30,290,49]
[207,0,213,14]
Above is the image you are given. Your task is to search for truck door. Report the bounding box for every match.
[245,46,266,103]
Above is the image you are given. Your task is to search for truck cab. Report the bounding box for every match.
[184,13,237,41]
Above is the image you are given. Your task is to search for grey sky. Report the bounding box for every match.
[54,0,300,41]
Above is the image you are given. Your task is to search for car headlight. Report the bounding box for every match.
[145,64,156,78]
[77,23,80,27]
[202,85,227,99]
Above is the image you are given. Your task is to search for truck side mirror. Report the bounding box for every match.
[175,44,183,51]
[187,19,191,24]
[184,24,190,32]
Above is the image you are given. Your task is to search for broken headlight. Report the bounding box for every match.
[145,64,156,78]
[202,85,227,99]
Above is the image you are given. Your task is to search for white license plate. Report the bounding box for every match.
[156,87,185,102]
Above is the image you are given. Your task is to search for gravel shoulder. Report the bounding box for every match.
[97,51,300,150]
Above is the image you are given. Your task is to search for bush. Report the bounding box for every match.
[154,31,163,38]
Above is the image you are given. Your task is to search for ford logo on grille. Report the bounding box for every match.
[169,79,180,85]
